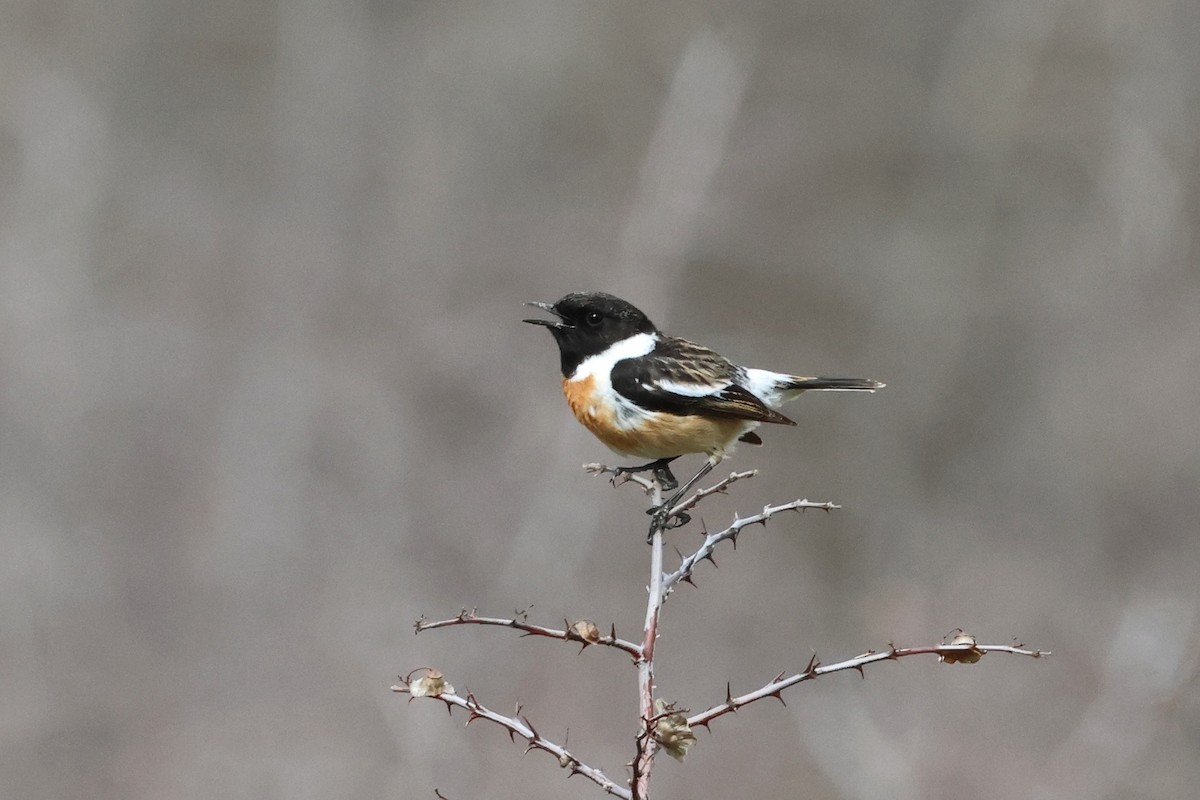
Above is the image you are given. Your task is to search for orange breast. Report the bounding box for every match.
[561,376,746,459]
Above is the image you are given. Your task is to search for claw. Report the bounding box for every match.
[652,467,678,492]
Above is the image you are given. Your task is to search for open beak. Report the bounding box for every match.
[522,301,570,329]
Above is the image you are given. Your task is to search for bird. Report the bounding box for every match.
[524,291,883,538]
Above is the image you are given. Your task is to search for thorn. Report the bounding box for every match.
[466,712,482,725]
[804,652,821,676]
[524,743,536,755]
[725,681,734,706]
[577,643,588,655]
[682,574,697,587]
[773,670,787,683]
[772,692,788,707]
[610,623,618,641]
[523,715,540,739]
[854,664,865,679]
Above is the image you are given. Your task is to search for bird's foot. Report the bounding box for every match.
[646,505,691,543]
[642,456,719,543]
[612,458,679,492]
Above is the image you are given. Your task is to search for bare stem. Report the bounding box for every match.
[415,610,643,662]
[632,481,665,800]
[687,642,1050,729]
[392,683,632,800]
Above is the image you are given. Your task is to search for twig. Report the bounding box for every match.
[415,610,643,661]
[584,463,657,493]
[666,469,758,519]
[662,499,840,601]
[393,681,632,800]
[687,641,1050,730]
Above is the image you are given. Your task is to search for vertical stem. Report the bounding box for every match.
[633,483,664,799]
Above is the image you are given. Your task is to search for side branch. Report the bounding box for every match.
[393,682,632,800]
[662,499,840,601]
[666,469,758,517]
[415,610,643,661]
[688,641,1050,729]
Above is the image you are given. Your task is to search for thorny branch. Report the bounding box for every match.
[661,498,840,603]
[393,677,632,800]
[415,609,643,661]
[585,463,758,510]
[399,465,1048,799]
[663,469,758,518]
[687,640,1050,730]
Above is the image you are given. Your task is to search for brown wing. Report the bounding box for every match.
[610,337,797,425]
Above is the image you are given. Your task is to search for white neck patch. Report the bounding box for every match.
[569,332,657,387]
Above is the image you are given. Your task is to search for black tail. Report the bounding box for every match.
[783,376,885,392]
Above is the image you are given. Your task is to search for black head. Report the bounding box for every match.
[524,292,658,376]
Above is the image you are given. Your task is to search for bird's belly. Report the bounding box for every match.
[562,375,746,458]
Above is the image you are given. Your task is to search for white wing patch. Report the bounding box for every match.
[655,378,730,398]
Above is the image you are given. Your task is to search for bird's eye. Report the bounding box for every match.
[584,311,603,327]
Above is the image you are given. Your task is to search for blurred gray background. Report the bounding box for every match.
[3,2,1198,798]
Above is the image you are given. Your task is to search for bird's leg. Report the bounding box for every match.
[645,455,720,542]
[612,456,680,491]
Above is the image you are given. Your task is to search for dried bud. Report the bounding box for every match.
[940,631,984,664]
[570,619,602,644]
[652,699,697,762]
[409,668,455,697]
